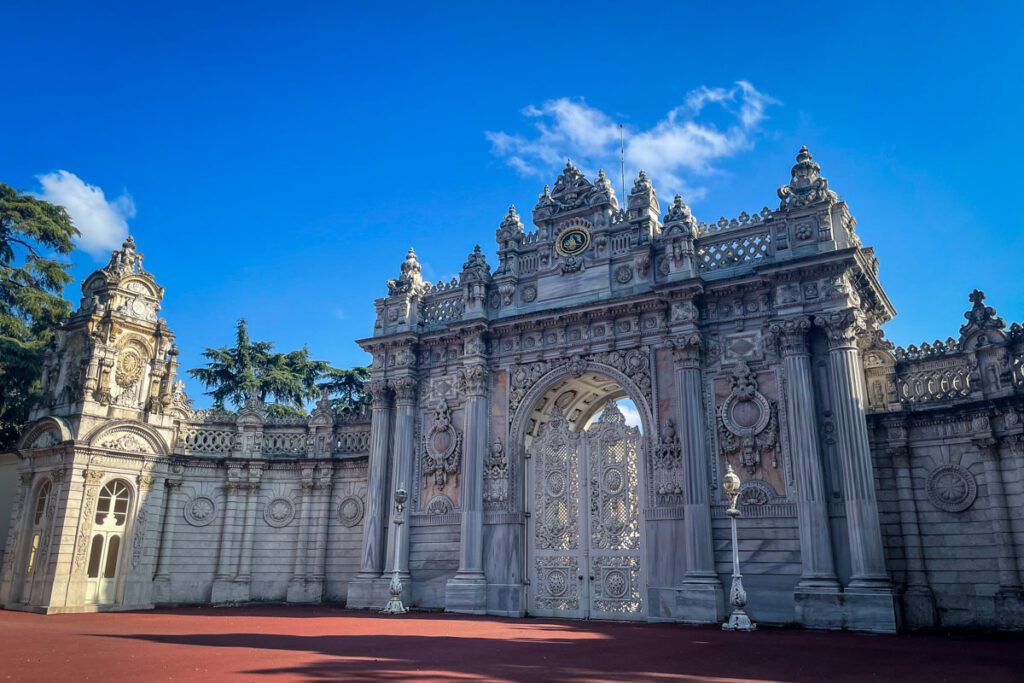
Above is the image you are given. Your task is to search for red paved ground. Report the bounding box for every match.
[0,606,1021,682]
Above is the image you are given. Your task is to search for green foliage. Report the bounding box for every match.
[320,366,370,417]
[0,183,79,449]
[189,319,339,414]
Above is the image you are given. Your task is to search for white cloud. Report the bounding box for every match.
[36,170,135,258]
[486,81,778,200]
[618,400,643,430]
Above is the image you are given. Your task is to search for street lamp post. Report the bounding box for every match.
[722,464,756,631]
[382,488,409,615]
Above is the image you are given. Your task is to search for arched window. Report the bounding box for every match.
[95,479,131,526]
[85,479,133,605]
[25,480,53,575]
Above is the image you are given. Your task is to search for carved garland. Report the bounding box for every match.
[422,399,462,489]
[716,360,779,474]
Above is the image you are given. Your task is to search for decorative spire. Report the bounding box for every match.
[959,289,1006,342]
[496,204,525,245]
[386,247,425,296]
[462,244,490,275]
[631,170,652,195]
[777,145,837,210]
[102,234,150,279]
[663,194,697,235]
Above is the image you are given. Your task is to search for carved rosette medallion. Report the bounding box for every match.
[926,464,977,513]
[184,495,217,526]
[264,497,295,527]
[338,495,365,527]
[422,399,462,489]
[115,349,144,388]
[717,360,778,474]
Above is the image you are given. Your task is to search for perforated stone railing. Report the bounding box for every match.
[335,422,371,455]
[897,360,974,404]
[894,338,960,361]
[421,295,465,324]
[695,228,772,272]
[263,430,308,456]
[177,425,236,454]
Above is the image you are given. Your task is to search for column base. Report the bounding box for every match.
[995,589,1024,629]
[843,585,898,633]
[901,585,937,629]
[445,573,487,615]
[794,582,844,630]
[673,577,724,623]
[345,576,392,610]
[286,578,323,603]
[211,578,249,604]
[152,577,171,604]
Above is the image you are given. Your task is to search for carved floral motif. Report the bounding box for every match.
[717,361,778,474]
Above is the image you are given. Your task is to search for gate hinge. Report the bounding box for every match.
[524,511,531,519]
[524,579,531,586]
[524,452,531,459]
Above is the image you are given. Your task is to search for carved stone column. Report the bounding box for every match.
[309,465,334,594]
[385,376,418,578]
[152,478,182,601]
[446,359,489,614]
[975,431,1024,602]
[817,311,896,632]
[885,418,936,628]
[771,317,841,625]
[234,465,263,590]
[212,466,242,603]
[287,467,316,602]
[671,333,724,622]
[347,379,393,609]
[0,471,35,605]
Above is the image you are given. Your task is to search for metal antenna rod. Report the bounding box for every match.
[619,124,626,210]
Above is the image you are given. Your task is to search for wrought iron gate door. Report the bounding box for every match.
[528,404,644,620]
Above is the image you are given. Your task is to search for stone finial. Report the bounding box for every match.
[663,194,697,235]
[496,204,525,245]
[462,244,490,275]
[102,234,150,279]
[959,288,1006,341]
[777,145,838,210]
[631,170,652,195]
[386,247,425,296]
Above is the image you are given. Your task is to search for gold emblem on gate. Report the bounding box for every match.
[555,226,591,258]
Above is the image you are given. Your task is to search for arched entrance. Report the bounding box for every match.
[515,365,651,621]
[85,479,132,605]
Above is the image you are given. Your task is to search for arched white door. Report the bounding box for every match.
[527,403,644,620]
[85,480,131,605]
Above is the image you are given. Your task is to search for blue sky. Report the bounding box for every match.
[3,2,1022,407]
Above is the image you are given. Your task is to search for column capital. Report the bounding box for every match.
[814,309,865,350]
[367,379,391,408]
[667,332,703,369]
[391,375,419,405]
[460,363,489,397]
[768,316,812,356]
[82,468,105,487]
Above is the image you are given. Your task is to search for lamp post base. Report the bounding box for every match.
[722,607,756,631]
[381,571,408,614]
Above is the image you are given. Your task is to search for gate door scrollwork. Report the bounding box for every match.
[528,403,644,620]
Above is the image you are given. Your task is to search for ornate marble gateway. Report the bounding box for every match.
[5,149,1024,635]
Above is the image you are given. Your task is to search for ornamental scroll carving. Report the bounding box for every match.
[717,360,778,474]
[422,399,462,489]
[652,419,683,504]
[508,348,652,420]
[483,438,509,509]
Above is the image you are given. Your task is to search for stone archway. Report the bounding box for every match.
[509,362,653,621]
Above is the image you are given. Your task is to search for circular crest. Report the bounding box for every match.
[604,569,628,598]
[115,349,144,388]
[926,464,977,513]
[184,495,217,526]
[264,497,295,527]
[338,495,365,527]
[555,225,591,258]
[721,392,771,437]
[521,284,538,303]
[615,265,633,284]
